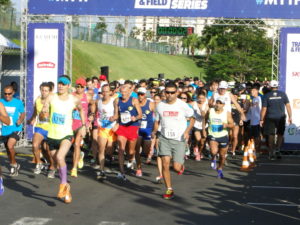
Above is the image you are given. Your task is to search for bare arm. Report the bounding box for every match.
[0,102,10,125]
[132,98,142,121]
[260,106,267,127]
[17,112,26,126]
[230,93,246,121]
[224,111,234,129]
[286,103,292,124]
[27,101,38,125]
[110,98,119,122]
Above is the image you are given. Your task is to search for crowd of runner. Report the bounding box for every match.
[0,74,292,202]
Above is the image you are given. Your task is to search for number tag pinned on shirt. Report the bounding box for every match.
[120,111,131,124]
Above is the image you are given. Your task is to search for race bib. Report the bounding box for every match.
[52,112,66,125]
[211,124,223,132]
[140,120,147,129]
[120,111,131,124]
[101,119,112,128]
[3,116,13,126]
[164,128,179,139]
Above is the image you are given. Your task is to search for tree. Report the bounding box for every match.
[200,20,272,82]
[0,0,12,7]
[129,26,141,39]
[143,29,155,42]
[187,34,200,57]
[94,17,107,42]
[115,23,126,36]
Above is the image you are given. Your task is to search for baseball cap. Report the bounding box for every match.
[216,97,225,104]
[58,76,71,85]
[219,81,228,89]
[75,78,86,86]
[137,87,147,94]
[99,75,106,81]
[270,80,279,88]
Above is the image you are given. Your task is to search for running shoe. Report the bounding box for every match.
[126,160,136,170]
[10,163,20,177]
[64,183,72,204]
[177,165,185,175]
[0,177,4,196]
[135,169,142,177]
[57,183,67,198]
[269,154,276,161]
[71,168,78,178]
[116,173,127,181]
[96,170,107,180]
[34,163,44,174]
[155,176,163,184]
[210,160,217,170]
[78,151,85,169]
[163,189,174,200]
[47,169,56,179]
[217,169,224,179]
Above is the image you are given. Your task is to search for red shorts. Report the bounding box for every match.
[115,125,139,141]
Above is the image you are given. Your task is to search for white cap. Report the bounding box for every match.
[119,79,125,85]
[137,87,147,94]
[219,81,228,89]
[216,97,225,104]
[270,80,279,88]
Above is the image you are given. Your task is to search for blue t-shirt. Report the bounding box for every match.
[0,98,25,136]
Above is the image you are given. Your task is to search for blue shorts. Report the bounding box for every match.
[208,135,229,148]
[138,128,152,141]
[34,127,48,140]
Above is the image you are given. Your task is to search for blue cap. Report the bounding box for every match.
[58,76,71,85]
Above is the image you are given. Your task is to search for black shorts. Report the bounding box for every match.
[231,109,241,125]
[47,135,73,151]
[208,135,229,148]
[0,132,21,143]
[250,125,260,138]
[264,117,286,136]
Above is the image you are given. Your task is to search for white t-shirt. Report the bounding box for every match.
[192,100,208,130]
[155,99,194,141]
[97,98,116,129]
[249,96,262,126]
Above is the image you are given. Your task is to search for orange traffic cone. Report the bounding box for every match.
[248,139,256,168]
[240,145,252,172]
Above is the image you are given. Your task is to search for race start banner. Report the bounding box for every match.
[28,0,300,19]
[26,23,65,139]
[280,27,300,150]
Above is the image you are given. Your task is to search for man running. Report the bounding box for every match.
[112,85,142,181]
[152,82,194,199]
[27,82,55,177]
[0,85,25,177]
[43,75,86,203]
[206,97,234,178]
[96,84,117,179]
[135,87,155,177]
[0,102,11,195]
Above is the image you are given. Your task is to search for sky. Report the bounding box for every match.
[11,0,21,12]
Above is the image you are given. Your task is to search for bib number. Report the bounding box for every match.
[52,113,66,125]
[211,124,223,132]
[164,128,179,139]
[120,112,131,124]
[140,121,147,129]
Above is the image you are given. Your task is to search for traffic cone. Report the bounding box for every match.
[248,139,256,168]
[240,145,252,172]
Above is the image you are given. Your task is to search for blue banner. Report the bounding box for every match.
[28,0,300,19]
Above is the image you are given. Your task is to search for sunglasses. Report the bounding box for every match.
[4,92,13,96]
[165,91,176,95]
[75,85,84,89]
[138,93,145,96]
[179,97,187,100]
[150,91,157,94]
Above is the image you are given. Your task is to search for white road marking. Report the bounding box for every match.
[259,163,300,166]
[256,173,300,176]
[252,186,300,190]
[98,222,128,225]
[247,203,300,207]
[11,217,51,225]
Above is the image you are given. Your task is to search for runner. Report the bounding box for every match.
[0,102,11,195]
[192,90,209,161]
[27,82,55,177]
[113,85,142,181]
[152,82,194,199]
[43,75,86,203]
[135,87,155,177]
[71,78,93,178]
[96,84,117,180]
[206,97,234,178]
[0,85,25,177]
[260,80,292,160]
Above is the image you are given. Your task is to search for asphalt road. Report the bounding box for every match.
[0,147,300,225]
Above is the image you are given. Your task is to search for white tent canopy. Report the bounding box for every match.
[0,33,20,50]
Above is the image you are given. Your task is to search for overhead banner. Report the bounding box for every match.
[279,27,300,150]
[28,0,300,19]
[26,23,65,139]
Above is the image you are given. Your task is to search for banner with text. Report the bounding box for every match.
[26,23,65,139]
[28,0,300,19]
[280,27,300,150]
